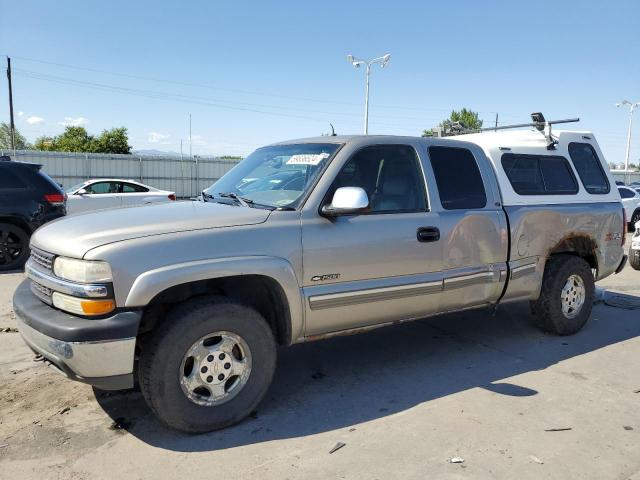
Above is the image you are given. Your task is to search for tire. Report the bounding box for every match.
[138,296,276,433]
[531,255,594,336]
[0,223,30,271]
[630,210,640,232]
[630,247,640,271]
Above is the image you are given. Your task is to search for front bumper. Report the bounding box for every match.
[12,279,142,390]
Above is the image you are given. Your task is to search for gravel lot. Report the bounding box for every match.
[1,249,639,480]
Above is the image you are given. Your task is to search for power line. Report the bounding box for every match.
[8,54,504,116]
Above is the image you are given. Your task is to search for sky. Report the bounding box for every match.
[1,0,639,161]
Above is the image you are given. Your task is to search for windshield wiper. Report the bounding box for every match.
[218,192,252,207]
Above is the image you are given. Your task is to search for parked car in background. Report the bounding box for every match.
[0,156,66,271]
[66,179,176,214]
[630,221,640,270]
[617,186,640,229]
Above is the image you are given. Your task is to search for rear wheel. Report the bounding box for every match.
[0,223,30,271]
[532,255,594,335]
[138,296,276,433]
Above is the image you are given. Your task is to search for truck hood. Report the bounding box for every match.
[31,201,272,258]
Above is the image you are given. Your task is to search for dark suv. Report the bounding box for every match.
[0,156,66,271]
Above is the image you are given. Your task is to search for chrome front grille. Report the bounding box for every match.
[31,249,54,271]
[31,280,53,304]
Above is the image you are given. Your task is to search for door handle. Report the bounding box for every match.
[417,226,440,243]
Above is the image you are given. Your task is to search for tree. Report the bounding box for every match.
[33,126,132,154]
[90,127,132,154]
[422,108,484,137]
[0,122,31,149]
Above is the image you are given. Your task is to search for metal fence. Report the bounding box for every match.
[611,171,640,185]
[0,150,242,198]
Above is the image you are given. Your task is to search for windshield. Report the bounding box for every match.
[203,143,341,208]
[66,182,87,193]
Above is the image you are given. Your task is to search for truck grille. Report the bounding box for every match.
[31,280,53,304]
[31,249,54,271]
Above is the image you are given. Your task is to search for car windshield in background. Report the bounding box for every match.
[203,143,341,209]
[66,182,86,193]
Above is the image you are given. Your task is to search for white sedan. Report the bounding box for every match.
[66,179,176,214]
[618,186,640,229]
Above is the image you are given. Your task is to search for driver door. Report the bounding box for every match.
[300,144,445,336]
[72,181,123,213]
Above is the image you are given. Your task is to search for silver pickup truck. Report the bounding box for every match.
[13,127,627,433]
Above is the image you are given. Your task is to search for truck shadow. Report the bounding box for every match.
[94,295,640,452]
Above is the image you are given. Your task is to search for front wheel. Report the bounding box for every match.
[0,223,30,271]
[532,255,594,335]
[138,297,277,433]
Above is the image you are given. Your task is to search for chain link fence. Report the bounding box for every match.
[0,150,242,198]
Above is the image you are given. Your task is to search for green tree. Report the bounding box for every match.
[0,122,31,149]
[422,108,484,137]
[33,126,132,154]
[90,127,132,154]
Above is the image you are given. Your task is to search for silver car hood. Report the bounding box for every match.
[31,201,271,258]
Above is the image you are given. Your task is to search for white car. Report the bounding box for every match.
[66,179,176,214]
[617,186,640,229]
[631,221,640,270]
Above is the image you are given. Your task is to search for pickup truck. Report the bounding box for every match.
[13,127,627,433]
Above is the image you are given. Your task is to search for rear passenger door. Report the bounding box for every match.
[424,145,508,313]
[119,182,153,207]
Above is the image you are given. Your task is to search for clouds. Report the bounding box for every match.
[59,116,89,127]
[148,132,171,144]
[26,116,45,125]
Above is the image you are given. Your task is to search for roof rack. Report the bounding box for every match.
[454,112,580,150]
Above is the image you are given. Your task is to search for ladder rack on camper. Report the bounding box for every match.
[451,112,580,149]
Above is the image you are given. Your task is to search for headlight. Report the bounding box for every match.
[53,257,112,283]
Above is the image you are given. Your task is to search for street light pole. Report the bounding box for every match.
[617,100,640,173]
[347,53,391,135]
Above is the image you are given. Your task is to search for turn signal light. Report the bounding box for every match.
[52,292,115,316]
[80,299,116,315]
[168,194,176,201]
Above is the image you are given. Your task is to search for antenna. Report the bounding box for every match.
[329,123,336,136]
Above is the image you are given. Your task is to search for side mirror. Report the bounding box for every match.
[321,187,369,217]
[76,188,87,195]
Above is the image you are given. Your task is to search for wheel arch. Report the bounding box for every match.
[547,233,599,274]
[127,256,303,345]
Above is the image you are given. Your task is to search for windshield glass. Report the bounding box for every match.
[66,182,87,193]
[203,143,341,208]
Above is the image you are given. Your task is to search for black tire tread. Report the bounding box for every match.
[0,222,30,271]
[138,295,276,433]
[532,255,594,336]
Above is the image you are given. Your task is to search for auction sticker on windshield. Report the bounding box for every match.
[286,153,330,165]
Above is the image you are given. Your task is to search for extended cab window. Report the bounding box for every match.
[428,146,486,210]
[501,154,578,195]
[568,142,610,194]
[330,145,427,213]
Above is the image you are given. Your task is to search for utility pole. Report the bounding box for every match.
[189,114,192,158]
[6,57,16,151]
